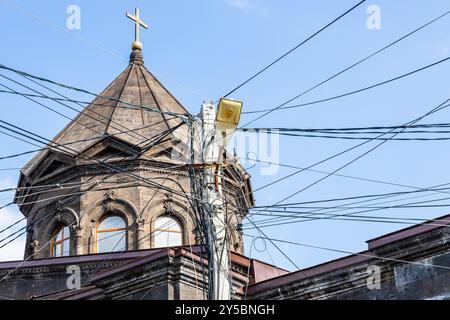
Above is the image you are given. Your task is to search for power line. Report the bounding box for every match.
[0,74,191,185]
[248,212,450,230]
[0,124,193,247]
[0,115,178,164]
[241,156,450,195]
[9,69,151,143]
[251,186,450,208]
[0,70,169,150]
[0,120,202,206]
[222,0,367,98]
[0,85,200,247]
[0,0,205,99]
[0,88,140,109]
[244,97,450,231]
[244,213,331,297]
[240,122,450,132]
[0,135,206,292]
[246,188,450,229]
[239,129,450,141]
[251,98,450,196]
[241,9,450,124]
[0,64,192,123]
[243,234,450,271]
[250,210,450,223]
[242,55,450,117]
[0,72,193,179]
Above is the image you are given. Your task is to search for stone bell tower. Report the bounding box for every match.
[14,12,254,260]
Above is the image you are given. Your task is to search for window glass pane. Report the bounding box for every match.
[99,216,126,230]
[62,239,70,256]
[154,217,182,248]
[63,227,70,239]
[98,230,126,253]
[155,217,181,232]
[52,225,71,257]
[55,229,63,241]
[155,217,172,230]
[154,231,182,248]
[97,216,127,253]
[54,243,61,256]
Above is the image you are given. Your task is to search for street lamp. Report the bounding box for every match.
[215,98,243,146]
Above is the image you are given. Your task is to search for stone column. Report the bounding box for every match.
[73,225,84,255]
[31,239,40,257]
[136,219,146,250]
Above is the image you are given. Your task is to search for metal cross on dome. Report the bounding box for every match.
[126,7,148,50]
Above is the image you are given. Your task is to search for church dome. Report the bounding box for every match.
[14,46,253,260]
[20,50,192,179]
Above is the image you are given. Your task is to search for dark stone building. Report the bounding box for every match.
[15,48,253,260]
[1,43,450,300]
[248,214,450,300]
[2,214,450,300]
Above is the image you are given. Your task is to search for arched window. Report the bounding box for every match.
[153,216,183,248]
[50,225,70,257]
[96,216,127,253]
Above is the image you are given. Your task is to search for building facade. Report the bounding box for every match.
[2,32,450,301]
[14,48,254,261]
[1,214,450,299]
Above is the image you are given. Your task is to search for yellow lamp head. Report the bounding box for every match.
[215,98,243,131]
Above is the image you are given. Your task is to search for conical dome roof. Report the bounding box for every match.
[22,50,192,176]
[55,50,190,150]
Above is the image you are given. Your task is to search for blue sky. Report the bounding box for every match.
[1,0,450,271]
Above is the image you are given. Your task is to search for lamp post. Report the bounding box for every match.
[201,98,243,300]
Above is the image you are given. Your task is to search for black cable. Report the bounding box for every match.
[243,156,450,195]
[243,234,450,271]
[252,98,450,194]
[222,0,367,98]
[0,124,188,246]
[6,68,152,143]
[248,211,450,229]
[0,64,192,123]
[0,120,198,204]
[251,186,450,208]
[241,9,450,124]
[260,132,450,141]
[245,97,450,231]
[0,115,178,164]
[242,55,450,118]
[239,123,450,132]
[247,191,450,229]
[0,74,169,157]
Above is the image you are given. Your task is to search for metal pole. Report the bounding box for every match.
[201,101,231,300]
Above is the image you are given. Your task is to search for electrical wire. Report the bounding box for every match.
[243,234,450,271]
[0,124,191,247]
[0,64,192,123]
[243,55,450,116]
[241,156,450,195]
[245,188,450,229]
[250,98,450,197]
[241,9,450,124]
[222,0,367,98]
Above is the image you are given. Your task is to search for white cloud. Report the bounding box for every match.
[226,0,269,13]
[0,205,26,262]
[0,177,15,190]
[228,0,251,9]
[439,41,450,56]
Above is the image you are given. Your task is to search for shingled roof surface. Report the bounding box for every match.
[21,50,191,175]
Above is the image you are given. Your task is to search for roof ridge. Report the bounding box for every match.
[137,65,172,133]
[140,64,190,116]
[104,64,135,134]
